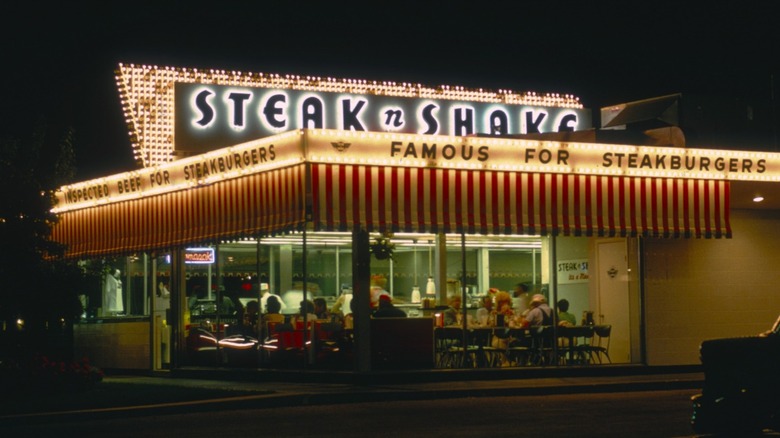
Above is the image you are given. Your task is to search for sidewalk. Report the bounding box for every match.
[131,367,705,403]
[1,366,704,423]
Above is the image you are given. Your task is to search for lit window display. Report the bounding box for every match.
[73,230,643,370]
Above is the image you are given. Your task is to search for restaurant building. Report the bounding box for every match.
[51,64,780,372]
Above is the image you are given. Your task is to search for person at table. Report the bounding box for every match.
[475,295,495,327]
[259,282,286,314]
[512,282,531,317]
[524,294,554,327]
[369,286,390,309]
[442,294,462,326]
[188,284,207,314]
[331,286,353,318]
[369,275,390,310]
[262,295,285,324]
[372,294,407,318]
[243,300,260,333]
[314,297,343,324]
[343,299,354,329]
[494,291,518,327]
[554,298,580,350]
[490,291,518,350]
[293,299,318,325]
[219,289,237,316]
[228,299,259,337]
[313,297,330,320]
[556,298,577,327]
[260,295,285,340]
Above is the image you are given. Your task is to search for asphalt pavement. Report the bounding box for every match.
[1,365,704,423]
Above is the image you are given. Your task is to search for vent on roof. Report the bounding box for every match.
[601,94,681,129]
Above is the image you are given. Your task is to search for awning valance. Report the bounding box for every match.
[52,165,307,258]
[52,129,746,259]
[311,163,731,238]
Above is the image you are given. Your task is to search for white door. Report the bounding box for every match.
[596,240,631,363]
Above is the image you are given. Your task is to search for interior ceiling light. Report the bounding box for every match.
[753,195,765,203]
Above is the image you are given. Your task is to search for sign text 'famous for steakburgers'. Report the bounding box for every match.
[386,140,767,173]
[55,130,780,212]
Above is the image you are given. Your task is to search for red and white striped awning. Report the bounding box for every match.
[311,164,731,238]
[52,160,733,258]
[52,165,307,258]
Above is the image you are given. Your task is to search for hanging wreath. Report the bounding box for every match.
[370,236,395,260]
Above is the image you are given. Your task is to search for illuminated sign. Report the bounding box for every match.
[557,259,589,284]
[305,130,780,180]
[53,129,780,213]
[175,83,590,154]
[116,64,586,168]
[54,130,304,210]
[185,247,215,264]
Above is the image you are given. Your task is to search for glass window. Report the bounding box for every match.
[74,231,641,370]
[152,253,172,370]
[75,255,152,319]
[553,236,641,364]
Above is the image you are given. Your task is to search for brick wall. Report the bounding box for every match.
[644,209,780,365]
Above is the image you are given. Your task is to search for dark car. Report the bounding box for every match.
[691,315,780,435]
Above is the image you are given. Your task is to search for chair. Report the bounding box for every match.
[528,326,556,366]
[273,322,298,345]
[262,322,314,367]
[315,321,343,347]
[467,328,506,368]
[589,325,612,364]
[434,327,468,368]
[263,320,282,340]
[557,325,594,365]
[259,322,291,365]
[505,328,532,366]
[186,326,219,365]
[314,321,344,365]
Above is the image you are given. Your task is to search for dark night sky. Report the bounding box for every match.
[1,1,777,180]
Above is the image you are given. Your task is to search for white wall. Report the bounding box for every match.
[554,236,590,324]
[643,209,780,365]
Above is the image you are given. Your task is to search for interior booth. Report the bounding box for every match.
[50,64,765,373]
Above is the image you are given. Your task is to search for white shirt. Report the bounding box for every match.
[103,273,124,313]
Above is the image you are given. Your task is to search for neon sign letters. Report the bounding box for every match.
[184,247,215,264]
[174,84,590,154]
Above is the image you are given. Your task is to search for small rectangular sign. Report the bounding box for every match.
[184,247,215,264]
[557,259,589,284]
